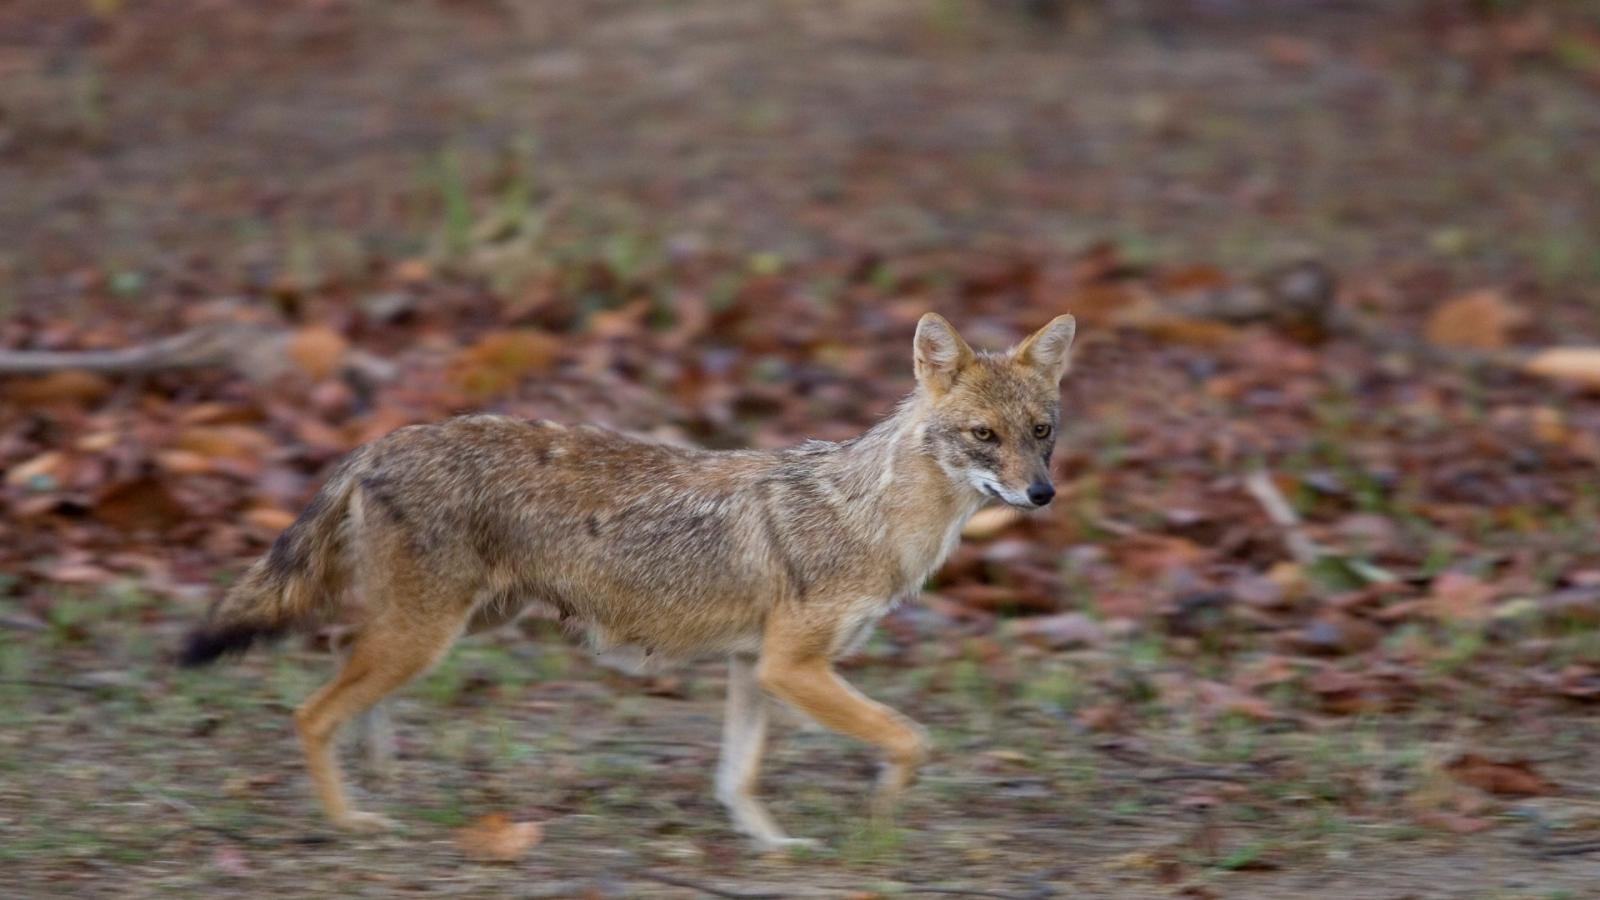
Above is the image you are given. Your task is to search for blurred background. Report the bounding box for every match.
[3,1,1600,896]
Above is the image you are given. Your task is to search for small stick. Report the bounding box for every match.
[0,677,108,693]
[1242,469,1323,566]
[1539,841,1600,859]
[0,324,255,375]
[633,871,787,900]
[1139,767,1250,784]
[908,883,1030,890]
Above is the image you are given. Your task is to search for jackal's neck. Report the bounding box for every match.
[828,391,979,522]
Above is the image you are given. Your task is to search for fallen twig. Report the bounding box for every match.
[905,888,1035,900]
[0,323,259,375]
[0,677,110,693]
[0,615,47,632]
[1242,469,1323,566]
[1139,767,1251,784]
[633,870,787,899]
[0,321,396,385]
[1539,841,1600,859]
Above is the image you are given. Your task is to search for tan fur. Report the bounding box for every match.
[180,313,1076,846]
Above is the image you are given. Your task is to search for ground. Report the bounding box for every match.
[3,1,1600,897]
[7,620,1600,898]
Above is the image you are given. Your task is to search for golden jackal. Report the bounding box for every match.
[180,312,1076,847]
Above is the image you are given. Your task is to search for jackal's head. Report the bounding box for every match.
[912,312,1077,510]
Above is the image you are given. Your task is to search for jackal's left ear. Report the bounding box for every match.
[1013,314,1077,381]
[914,312,976,395]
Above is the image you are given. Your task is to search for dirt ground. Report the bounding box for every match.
[4,1,1600,897]
[8,621,1600,899]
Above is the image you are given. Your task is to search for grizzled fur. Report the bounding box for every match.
[179,312,1076,847]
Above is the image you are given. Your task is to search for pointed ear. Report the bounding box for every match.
[913,312,975,395]
[1013,314,1077,381]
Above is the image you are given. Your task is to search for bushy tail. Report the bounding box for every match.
[179,453,367,668]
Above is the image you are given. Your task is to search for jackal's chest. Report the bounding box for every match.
[889,503,979,595]
[826,504,976,659]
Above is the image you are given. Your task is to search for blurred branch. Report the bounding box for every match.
[0,323,260,374]
[1243,469,1324,567]
[0,322,396,385]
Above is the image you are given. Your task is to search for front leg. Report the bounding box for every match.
[716,654,818,851]
[756,609,929,819]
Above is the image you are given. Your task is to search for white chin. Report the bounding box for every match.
[973,480,1029,508]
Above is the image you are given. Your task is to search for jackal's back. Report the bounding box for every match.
[352,415,792,655]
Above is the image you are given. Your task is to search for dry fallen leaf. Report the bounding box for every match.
[5,451,66,487]
[176,425,272,461]
[1193,680,1275,722]
[450,330,562,398]
[1007,611,1106,650]
[1414,810,1495,834]
[456,813,543,862]
[4,369,113,406]
[287,325,350,380]
[1425,572,1499,622]
[1424,289,1526,350]
[243,506,297,533]
[1445,753,1556,797]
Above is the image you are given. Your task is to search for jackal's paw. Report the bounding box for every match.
[757,836,822,854]
[334,811,400,833]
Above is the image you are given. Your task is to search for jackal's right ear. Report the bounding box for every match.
[913,313,975,395]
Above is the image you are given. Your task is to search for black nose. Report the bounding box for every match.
[1027,482,1055,507]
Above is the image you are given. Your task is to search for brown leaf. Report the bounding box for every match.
[4,370,113,406]
[942,582,1055,613]
[1414,810,1495,834]
[1444,753,1556,797]
[155,449,216,476]
[93,477,185,531]
[1305,668,1381,715]
[456,813,543,862]
[1193,681,1275,722]
[1284,614,1383,656]
[1424,289,1526,350]
[287,325,350,380]
[176,425,272,461]
[1263,34,1319,69]
[6,451,66,488]
[392,258,433,284]
[1077,702,1127,732]
[1007,612,1106,650]
[450,330,561,398]
[1139,317,1244,346]
[243,506,297,533]
[1425,572,1498,622]
[33,558,118,585]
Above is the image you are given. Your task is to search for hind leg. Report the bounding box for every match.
[295,612,464,831]
[354,702,396,782]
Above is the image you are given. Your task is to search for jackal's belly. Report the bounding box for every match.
[478,560,773,661]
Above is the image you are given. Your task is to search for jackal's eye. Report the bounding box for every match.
[971,426,996,442]
[1033,423,1052,439]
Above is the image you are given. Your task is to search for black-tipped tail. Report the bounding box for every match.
[178,621,287,668]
